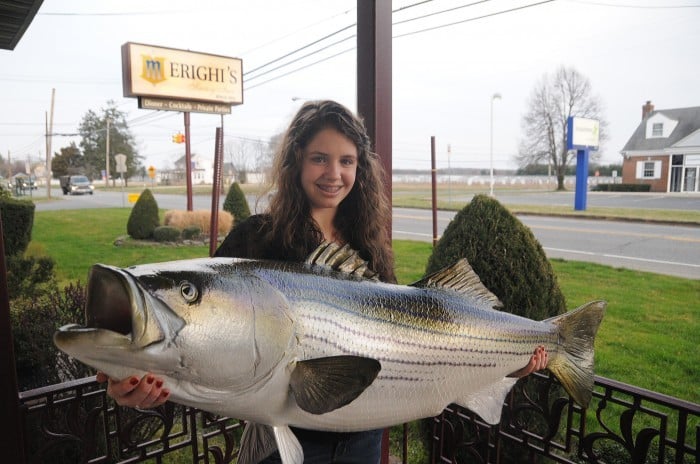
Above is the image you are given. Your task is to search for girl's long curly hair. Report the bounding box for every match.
[266,100,395,283]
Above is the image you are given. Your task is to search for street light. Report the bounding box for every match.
[490,92,501,197]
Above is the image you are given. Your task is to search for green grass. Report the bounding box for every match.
[28,209,700,404]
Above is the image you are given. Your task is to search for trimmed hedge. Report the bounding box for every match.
[592,183,651,192]
[127,189,159,239]
[425,194,566,320]
[0,197,35,256]
[182,225,202,240]
[223,182,250,225]
[153,225,181,242]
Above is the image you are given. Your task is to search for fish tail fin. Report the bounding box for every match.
[545,300,606,408]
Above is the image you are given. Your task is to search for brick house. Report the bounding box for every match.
[620,101,700,193]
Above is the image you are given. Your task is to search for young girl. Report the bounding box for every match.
[98,100,547,463]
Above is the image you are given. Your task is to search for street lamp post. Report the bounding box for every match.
[490,92,501,197]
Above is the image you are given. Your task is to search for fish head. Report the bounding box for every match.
[54,258,295,391]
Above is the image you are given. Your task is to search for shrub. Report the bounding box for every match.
[153,225,181,242]
[592,183,651,192]
[163,209,233,235]
[182,225,202,240]
[126,189,159,239]
[223,182,250,225]
[11,281,91,391]
[425,194,566,320]
[6,254,55,301]
[0,197,35,256]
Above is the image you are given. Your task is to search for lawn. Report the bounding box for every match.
[27,209,700,404]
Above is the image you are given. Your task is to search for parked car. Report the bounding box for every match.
[60,175,94,195]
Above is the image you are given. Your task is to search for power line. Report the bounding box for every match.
[246,0,557,89]
[394,0,557,39]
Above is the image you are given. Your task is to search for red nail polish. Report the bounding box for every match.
[155,380,163,388]
[130,377,139,386]
[147,376,155,384]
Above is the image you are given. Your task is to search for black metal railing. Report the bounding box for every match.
[428,372,699,464]
[19,373,699,464]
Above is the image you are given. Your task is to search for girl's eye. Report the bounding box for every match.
[310,155,326,164]
[341,157,356,166]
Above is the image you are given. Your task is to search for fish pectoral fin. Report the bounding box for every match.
[290,355,381,414]
[458,377,518,425]
[238,422,277,464]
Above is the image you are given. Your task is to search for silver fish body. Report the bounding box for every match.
[55,244,605,464]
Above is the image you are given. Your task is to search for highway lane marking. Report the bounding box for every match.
[544,247,700,269]
[393,214,700,244]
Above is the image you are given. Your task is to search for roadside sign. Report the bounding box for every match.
[148,166,156,179]
[115,154,127,173]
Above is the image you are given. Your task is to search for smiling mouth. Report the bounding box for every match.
[317,184,343,194]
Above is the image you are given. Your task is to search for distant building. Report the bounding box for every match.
[620,101,700,193]
[169,154,213,184]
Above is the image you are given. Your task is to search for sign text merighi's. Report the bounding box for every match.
[122,42,243,105]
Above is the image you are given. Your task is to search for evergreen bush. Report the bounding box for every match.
[425,194,566,320]
[126,189,159,239]
[0,197,35,256]
[223,182,250,225]
[182,225,202,240]
[153,225,181,242]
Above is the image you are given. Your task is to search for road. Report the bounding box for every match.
[32,189,700,279]
[392,208,700,280]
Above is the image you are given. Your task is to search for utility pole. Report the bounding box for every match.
[6,150,10,178]
[46,88,55,198]
[105,117,111,188]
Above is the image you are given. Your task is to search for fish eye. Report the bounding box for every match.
[179,281,199,303]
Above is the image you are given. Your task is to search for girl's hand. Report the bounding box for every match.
[508,345,548,378]
[96,371,170,409]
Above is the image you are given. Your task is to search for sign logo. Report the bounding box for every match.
[141,55,166,84]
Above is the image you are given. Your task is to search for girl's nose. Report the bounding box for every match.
[325,161,341,178]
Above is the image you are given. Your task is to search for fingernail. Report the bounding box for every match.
[147,376,155,385]
[130,377,139,386]
[161,389,170,398]
[155,380,163,388]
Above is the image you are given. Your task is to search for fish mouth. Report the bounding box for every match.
[56,264,181,350]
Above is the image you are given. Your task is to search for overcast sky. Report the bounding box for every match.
[2,0,699,174]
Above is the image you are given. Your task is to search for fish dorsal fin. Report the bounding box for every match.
[411,259,503,309]
[290,355,381,414]
[305,241,379,281]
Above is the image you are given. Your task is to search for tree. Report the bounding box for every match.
[51,142,84,177]
[78,100,142,185]
[517,66,608,190]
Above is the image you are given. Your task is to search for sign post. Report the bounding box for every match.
[566,117,599,211]
[115,153,127,207]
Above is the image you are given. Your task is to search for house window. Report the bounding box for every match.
[636,160,661,179]
[652,123,663,137]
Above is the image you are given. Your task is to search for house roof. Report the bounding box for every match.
[622,106,700,153]
[0,0,43,50]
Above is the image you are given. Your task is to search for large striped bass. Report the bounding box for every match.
[54,243,605,464]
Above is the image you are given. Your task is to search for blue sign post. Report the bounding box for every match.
[574,149,589,211]
[566,117,600,211]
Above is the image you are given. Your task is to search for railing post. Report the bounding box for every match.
[0,213,26,462]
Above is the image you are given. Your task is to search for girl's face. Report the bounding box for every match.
[300,127,358,214]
